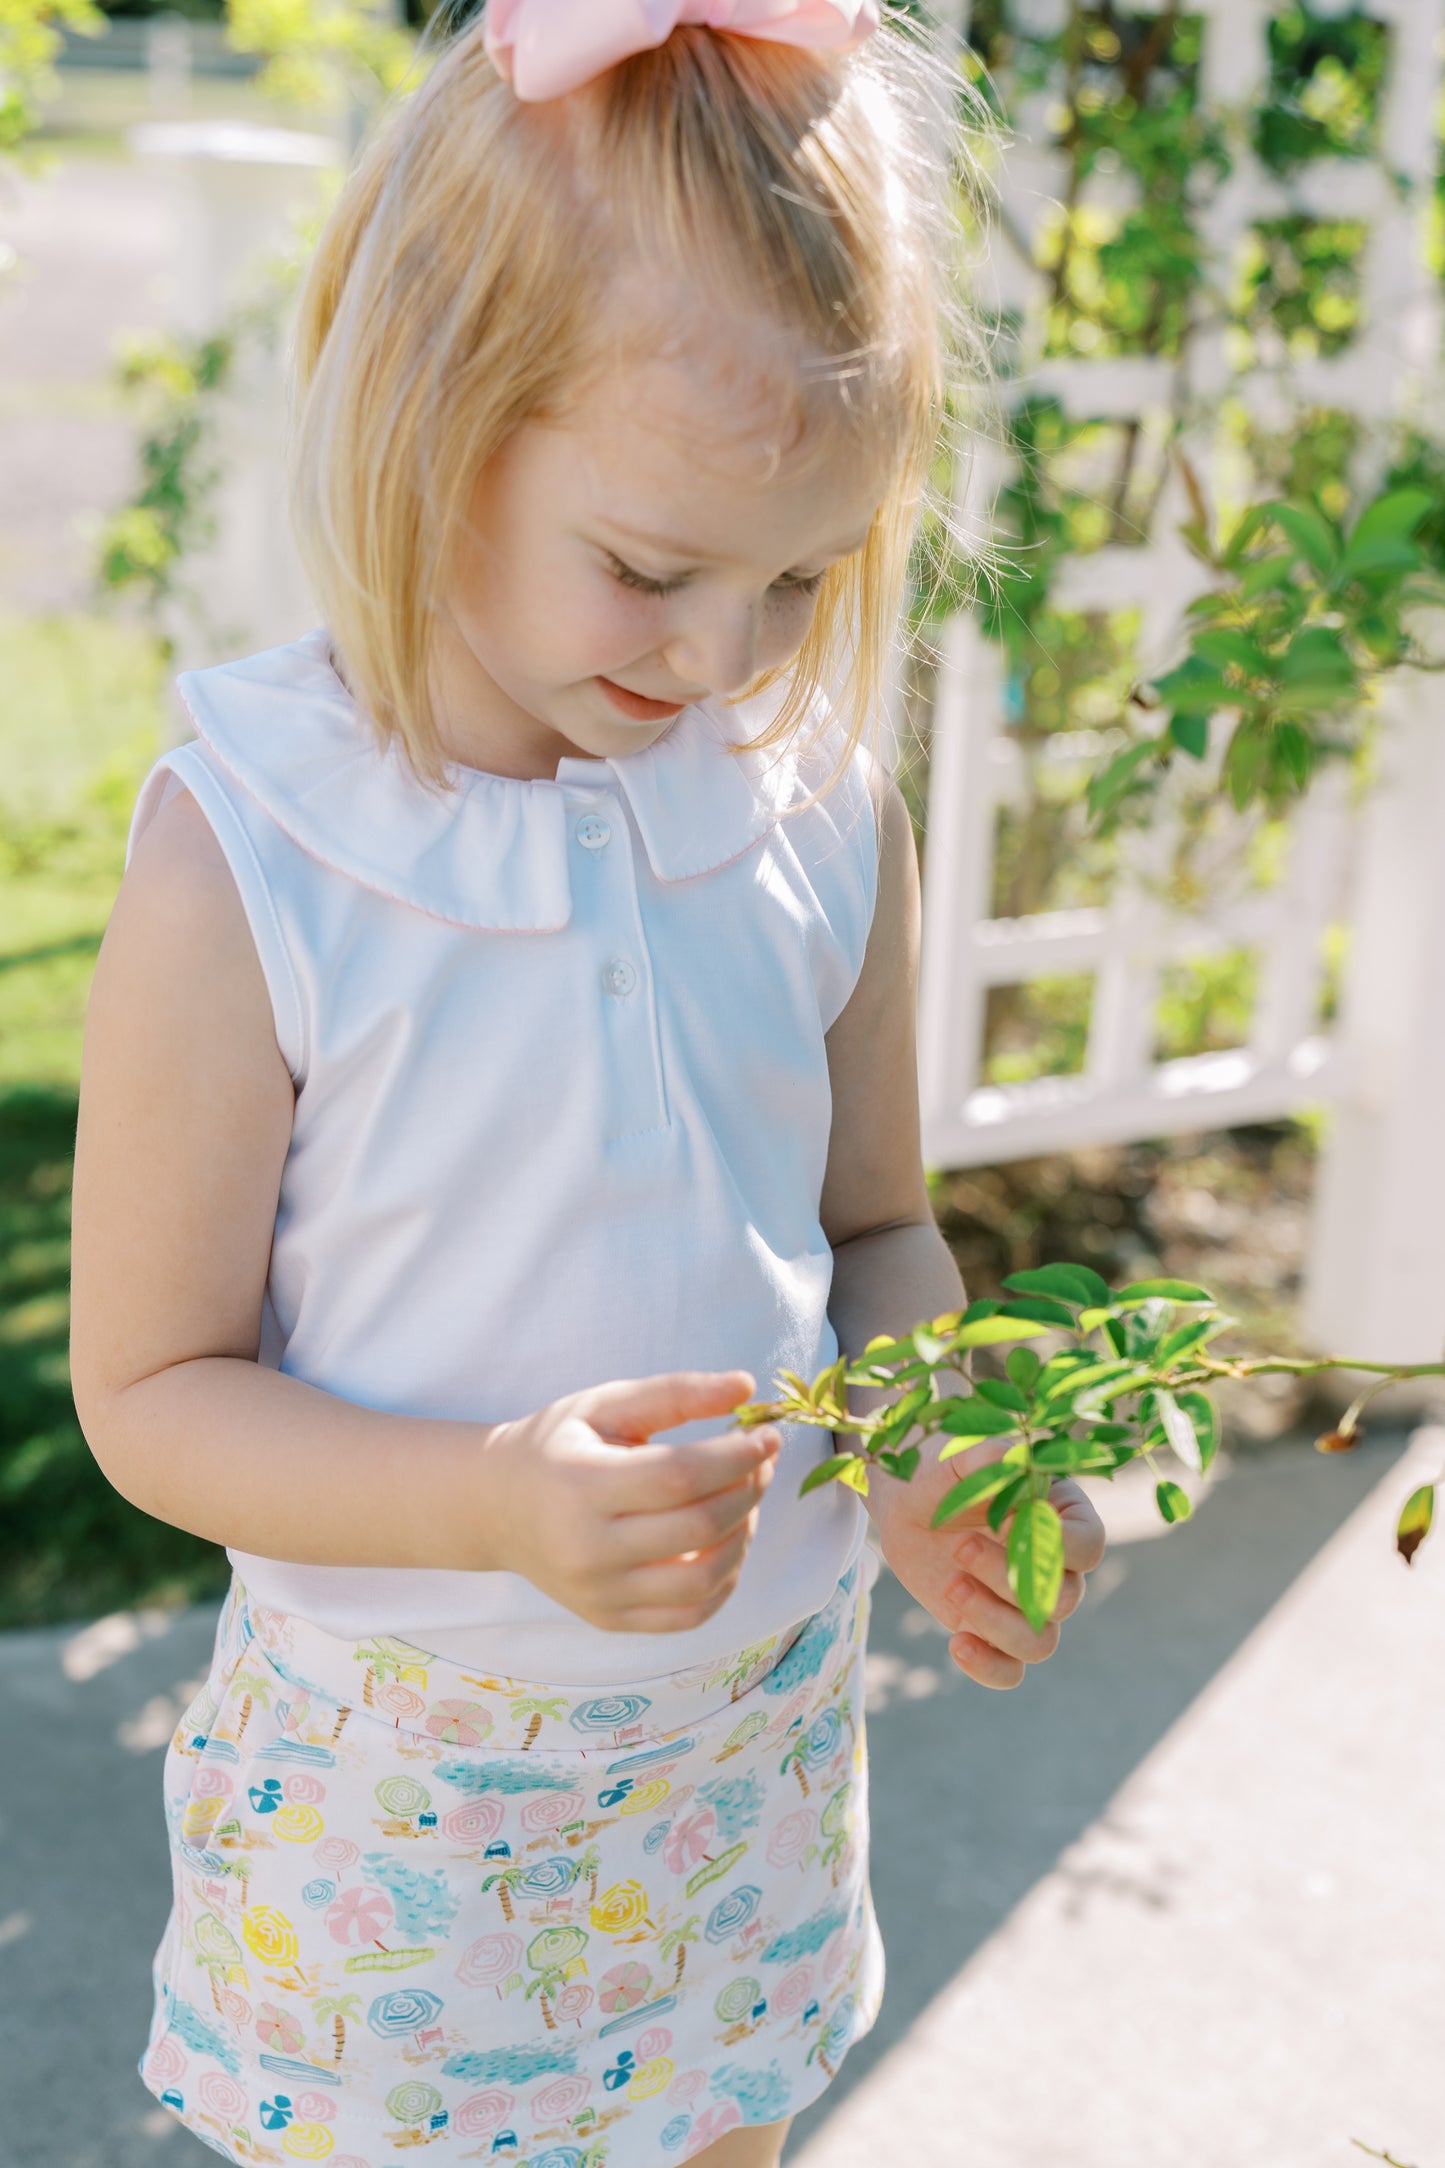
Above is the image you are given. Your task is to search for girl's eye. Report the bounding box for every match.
[607,556,688,598]
[606,556,826,600]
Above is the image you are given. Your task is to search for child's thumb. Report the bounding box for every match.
[582,1369,758,1445]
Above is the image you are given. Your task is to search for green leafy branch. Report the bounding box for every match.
[1087,479,1445,830]
[95,330,236,616]
[0,0,104,157]
[738,1263,1439,1635]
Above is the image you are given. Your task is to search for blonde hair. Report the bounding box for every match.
[290,7,982,790]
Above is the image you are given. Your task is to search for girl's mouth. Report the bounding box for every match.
[595,677,691,722]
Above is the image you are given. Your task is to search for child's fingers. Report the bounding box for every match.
[610,1456,775,1567]
[946,1569,1061,1665]
[951,1531,1087,1624]
[581,1370,757,1444]
[615,1523,754,1614]
[607,1427,780,1514]
[949,1631,1027,1690]
[1051,1476,1108,1574]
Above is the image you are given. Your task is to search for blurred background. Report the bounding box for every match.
[2,4,1444,2165]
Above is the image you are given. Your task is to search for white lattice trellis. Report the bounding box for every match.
[919,0,1445,1360]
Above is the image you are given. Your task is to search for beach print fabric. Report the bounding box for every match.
[140,1561,883,2164]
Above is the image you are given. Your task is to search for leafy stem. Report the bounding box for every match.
[738,1264,1438,1632]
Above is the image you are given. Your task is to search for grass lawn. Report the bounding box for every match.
[0,614,229,1628]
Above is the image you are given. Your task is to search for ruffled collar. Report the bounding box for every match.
[176,629,804,933]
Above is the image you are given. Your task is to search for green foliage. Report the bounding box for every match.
[1086,483,1443,826]
[0,0,105,154]
[743,1275,1439,1634]
[1256,7,1387,174]
[958,4,1445,850]
[0,1089,229,1628]
[95,332,234,610]
[225,0,415,107]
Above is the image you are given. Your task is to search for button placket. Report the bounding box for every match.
[566,791,668,1140]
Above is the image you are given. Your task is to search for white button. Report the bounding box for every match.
[602,957,638,999]
[576,815,611,851]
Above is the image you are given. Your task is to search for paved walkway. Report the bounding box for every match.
[1,1429,1440,2167]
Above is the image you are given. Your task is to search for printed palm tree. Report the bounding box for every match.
[228,1670,273,1750]
[231,1858,253,1909]
[720,1641,775,1702]
[780,1734,812,1798]
[482,1863,528,1923]
[575,1844,603,1906]
[330,1703,352,1746]
[354,1637,428,1707]
[508,1694,569,1751]
[659,1915,702,1985]
[315,1993,362,2065]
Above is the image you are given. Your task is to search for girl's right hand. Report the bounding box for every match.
[482,1371,780,1634]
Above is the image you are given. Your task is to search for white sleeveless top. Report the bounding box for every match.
[126,630,879,1682]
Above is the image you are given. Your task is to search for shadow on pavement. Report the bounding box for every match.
[0,1432,1404,2166]
[787,1430,1406,2158]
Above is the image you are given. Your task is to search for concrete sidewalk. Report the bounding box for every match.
[1,1430,1439,2168]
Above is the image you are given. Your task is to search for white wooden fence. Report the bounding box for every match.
[921,0,1445,1362]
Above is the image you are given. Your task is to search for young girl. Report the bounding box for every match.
[71,5,1104,2163]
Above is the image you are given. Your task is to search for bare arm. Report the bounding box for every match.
[823,774,1103,1685]
[822,776,964,1407]
[69,787,775,1630]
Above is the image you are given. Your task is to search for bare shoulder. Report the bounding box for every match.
[98,782,277,1044]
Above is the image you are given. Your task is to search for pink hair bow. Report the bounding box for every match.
[484,0,881,103]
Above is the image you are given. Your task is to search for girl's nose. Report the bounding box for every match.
[662,599,760,699]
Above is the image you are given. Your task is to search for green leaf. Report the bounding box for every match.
[1007,1497,1066,1633]
[1032,1434,1125,1472]
[1168,712,1209,759]
[1190,629,1270,677]
[1153,1388,1203,1473]
[1156,1318,1219,1366]
[1042,1355,1138,1404]
[1156,1479,1193,1524]
[800,1454,869,1496]
[1176,1390,1219,1474]
[1077,1305,1118,1335]
[953,1316,1052,1351]
[877,1445,921,1483]
[1351,486,1433,541]
[1087,738,1157,822]
[930,1459,1020,1527]
[974,1377,1029,1413]
[987,1470,1032,1533]
[1274,721,1315,791]
[1237,551,1299,600]
[912,1330,945,1366]
[1006,1347,1042,1394]
[1114,1279,1214,1305]
[1003,1263,1111,1308]
[958,1299,1002,1324]
[1073,1369,1159,1415]
[1396,1484,1435,1566]
[938,1397,1021,1440]
[1152,655,1232,715]
[1269,501,1338,577]
[1225,718,1269,810]
[997,1295,1080,1330]
[1219,502,1271,567]
[1277,626,1355,694]
[882,1382,933,1439]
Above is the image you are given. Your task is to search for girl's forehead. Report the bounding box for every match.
[547,323,892,556]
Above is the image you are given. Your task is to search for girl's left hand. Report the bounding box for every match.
[868,1439,1107,1689]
